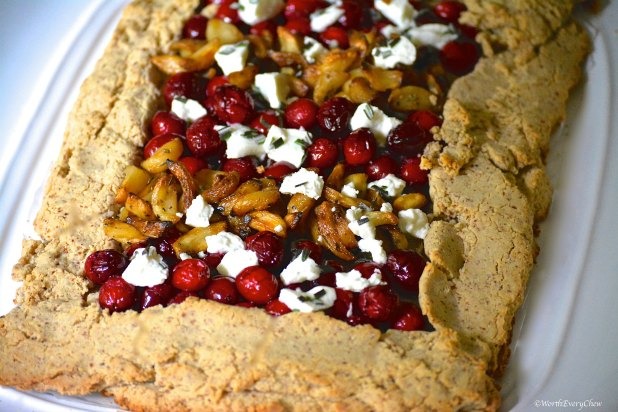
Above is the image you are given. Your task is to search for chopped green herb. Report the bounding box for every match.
[294,181,308,188]
[272,137,285,148]
[363,104,374,120]
[387,37,402,48]
[218,46,235,56]
[294,139,309,149]
[218,127,233,141]
[358,216,370,225]
[313,289,327,299]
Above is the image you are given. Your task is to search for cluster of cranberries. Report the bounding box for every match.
[85,0,481,331]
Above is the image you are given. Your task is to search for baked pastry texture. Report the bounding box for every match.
[0,0,589,410]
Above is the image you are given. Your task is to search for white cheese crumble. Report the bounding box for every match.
[217,249,259,278]
[170,97,207,122]
[279,286,337,312]
[358,238,388,264]
[122,246,168,287]
[349,103,402,146]
[280,253,322,285]
[179,253,192,260]
[303,36,327,64]
[216,124,266,159]
[407,24,458,49]
[335,268,385,292]
[254,72,290,109]
[263,125,313,168]
[398,208,430,239]
[214,40,250,75]
[279,168,324,199]
[374,0,417,30]
[341,181,359,198]
[367,174,406,198]
[309,4,345,33]
[237,0,284,25]
[371,36,417,69]
[346,206,376,240]
[205,231,245,254]
[184,195,214,228]
[380,202,393,212]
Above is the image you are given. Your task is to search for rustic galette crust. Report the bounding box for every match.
[0,0,589,410]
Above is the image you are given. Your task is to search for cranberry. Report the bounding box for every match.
[204,277,239,305]
[324,259,345,273]
[366,155,398,180]
[168,290,199,305]
[265,299,292,316]
[236,266,279,305]
[211,85,255,124]
[149,235,180,267]
[179,156,207,175]
[353,262,383,279]
[317,97,353,133]
[151,111,186,137]
[358,285,398,322]
[182,14,208,39]
[338,1,363,29]
[143,133,181,159]
[202,252,224,268]
[320,26,349,49]
[433,1,466,24]
[171,258,210,292]
[312,271,336,287]
[215,1,240,23]
[284,0,325,19]
[263,161,297,181]
[245,231,284,268]
[305,137,338,169]
[186,116,223,157]
[387,122,431,157]
[400,157,428,185]
[140,283,176,310]
[330,288,367,325]
[439,40,480,75]
[284,98,318,129]
[284,17,311,35]
[457,23,479,40]
[99,277,136,312]
[84,250,128,285]
[249,110,280,134]
[385,250,426,292]
[125,242,146,258]
[342,128,377,166]
[406,110,442,132]
[207,75,229,97]
[250,20,277,37]
[391,302,424,331]
[293,240,323,263]
[236,301,255,308]
[222,157,258,182]
[163,72,204,106]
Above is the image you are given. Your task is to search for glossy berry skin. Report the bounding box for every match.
[211,85,255,124]
[204,277,239,305]
[366,155,398,180]
[439,40,480,75]
[385,250,426,292]
[235,266,279,305]
[305,137,338,169]
[353,262,383,279]
[391,302,424,331]
[222,157,258,182]
[317,97,353,133]
[186,116,223,157]
[250,20,277,38]
[400,157,428,185]
[171,258,210,292]
[245,231,284,268]
[386,122,431,157]
[249,110,280,134]
[84,250,128,285]
[143,133,181,159]
[182,14,208,39]
[263,161,296,181]
[284,0,325,19]
[338,1,363,29]
[433,1,466,24]
[284,17,311,35]
[320,26,349,49]
[284,98,318,129]
[140,283,176,310]
[293,240,323,263]
[215,1,240,23]
[179,156,207,175]
[99,277,136,313]
[342,128,377,166]
[358,285,398,322]
[207,75,229,97]
[163,71,204,106]
[151,111,186,137]
[265,299,292,316]
[330,288,367,326]
[406,110,442,132]
[168,290,199,305]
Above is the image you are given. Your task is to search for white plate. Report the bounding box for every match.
[1,1,617,411]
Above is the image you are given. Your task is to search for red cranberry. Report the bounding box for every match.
[149,232,181,267]
[406,110,442,132]
[284,98,318,129]
[168,290,199,305]
[186,116,223,157]
[204,277,239,305]
[312,271,336,287]
[343,128,377,166]
[317,97,353,133]
[263,161,297,181]
[284,0,325,19]
[171,258,210,292]
[400,157,428,185]
[99,277,136,312]
[182,14,208,39]
[338,1,363,29]
[305,137,338,169]
[151,111,186,137]
[211,85,255,124]
[250,20,277,37]
[385,250,426,292]
[179,156,207,175]
[222,157,258,182]
[207,75,229,97]
[353,262,383,279]
[140,283,176,310]
[329,288,367,325]
[293,240,323,263]
[143,133,181,158]
[163,72,204,106]
[249,110,280,134]
[236,266,279,305]
[284,17,311,35]
[366,155,398,180]
[202,252,224,268]
[433,1,466,24]
[391,302,424,331]
[84,250,128,285]
[265,299,292,316]
[320,26,349,49]
[439,40,480,75]
[236,301,255,308]
[358,285,398,322]
[457,23,479,40]
[386,122,431,157]
[245,231,284,268]
[215,1,240,23]
[125,242,146,258]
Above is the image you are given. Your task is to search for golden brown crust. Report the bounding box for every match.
[0,0,589,410]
